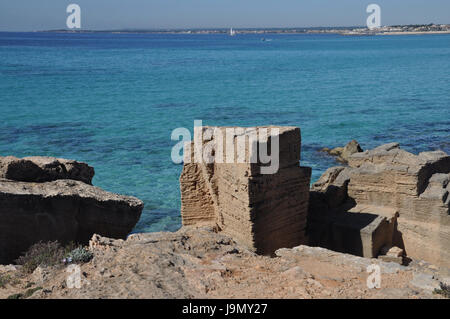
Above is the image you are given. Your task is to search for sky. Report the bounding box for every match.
[0,0,449,31]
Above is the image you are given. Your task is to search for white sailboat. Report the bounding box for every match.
[229,28,236,36]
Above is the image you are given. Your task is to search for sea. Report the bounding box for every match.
[0,32,449,233]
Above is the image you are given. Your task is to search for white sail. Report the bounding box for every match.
[230,28,236,36]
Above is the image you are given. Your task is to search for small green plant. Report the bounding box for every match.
[63,241,77,256]
[15,241,65,274]
[24,282,35,289]
[0,274,12,288]
[15,241,93,274]
[434,282,450,298]
[64,246,94,264]
[0,274,21,288]
[0,275,10,288]
[23,286,43,298]
[6,287,42,299]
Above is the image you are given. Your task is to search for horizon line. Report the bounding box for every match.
[1,22,449,33]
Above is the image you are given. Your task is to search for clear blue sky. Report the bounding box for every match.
[1,0,449,31]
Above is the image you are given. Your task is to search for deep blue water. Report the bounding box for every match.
[0,32,449,232]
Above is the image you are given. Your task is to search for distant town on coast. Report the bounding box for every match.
[42,23,450,35]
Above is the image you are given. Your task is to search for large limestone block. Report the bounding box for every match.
[334,213,394,258]
[347,148,450,217]
[396,217,450,271]
[0,156,95,185]
[309,143,450,269]
[308,204,397,258]
[348,145,450,196]
[219,166,311,255]
[190,126,301,176]
[180,163,216,226]
[180,126,311,255]
[0,179,143,264]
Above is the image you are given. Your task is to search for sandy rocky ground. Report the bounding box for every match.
[0,227,448,299]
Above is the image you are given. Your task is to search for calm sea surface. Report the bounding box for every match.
[0,32,449,232]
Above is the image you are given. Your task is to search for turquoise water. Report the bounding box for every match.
[0,32,449,232]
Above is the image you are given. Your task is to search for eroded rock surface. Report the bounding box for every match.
[321,140,363,164]
[0,157,143,264]
[0,227,446,299]
[180,126,311,255]
[0,156,94,184]
[309,143,450,273]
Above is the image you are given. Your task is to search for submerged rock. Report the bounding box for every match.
[0,156,143,264]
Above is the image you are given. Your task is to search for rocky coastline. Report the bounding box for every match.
[0,128,449,299]
[0,156,143,265]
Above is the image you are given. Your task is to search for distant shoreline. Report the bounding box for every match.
[3,23,450,36]
[27,30,450,37]
[377,31,450,35]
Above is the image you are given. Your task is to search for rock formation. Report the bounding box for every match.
[321,140,363,163]
[1,141,449,299]
[1,226,447,299]
[0,156,143,265]
[0,156,94,185]
[180,126,311,255]
[308,143,450,272]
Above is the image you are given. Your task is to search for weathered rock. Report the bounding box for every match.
[441,277,450,287]
[341,140,364,162]
[308,165,393,258]
[0,178,143,264]
[0,265,17,273]
[347,145,450,270]
[275,244,408,275]
[307,204,397,258]
[309,143,450,272]
[378,246,405,265]
[321,140,363,163]
[410,273,441,292]
[311,166,346,191]
[311,166,352,209]
[381,246,404,258]
[0,156,94,185]
[378,255,404,265]
[1,227,446,299]
[180,126,311,255]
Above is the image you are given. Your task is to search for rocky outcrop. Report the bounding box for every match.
[321,140,363,163]
[0,156,94,185]
[180,126,311,255]
[378,246,405,264]
[308,143,450,273]
[0,156,143,264]
[0,227,446,299]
